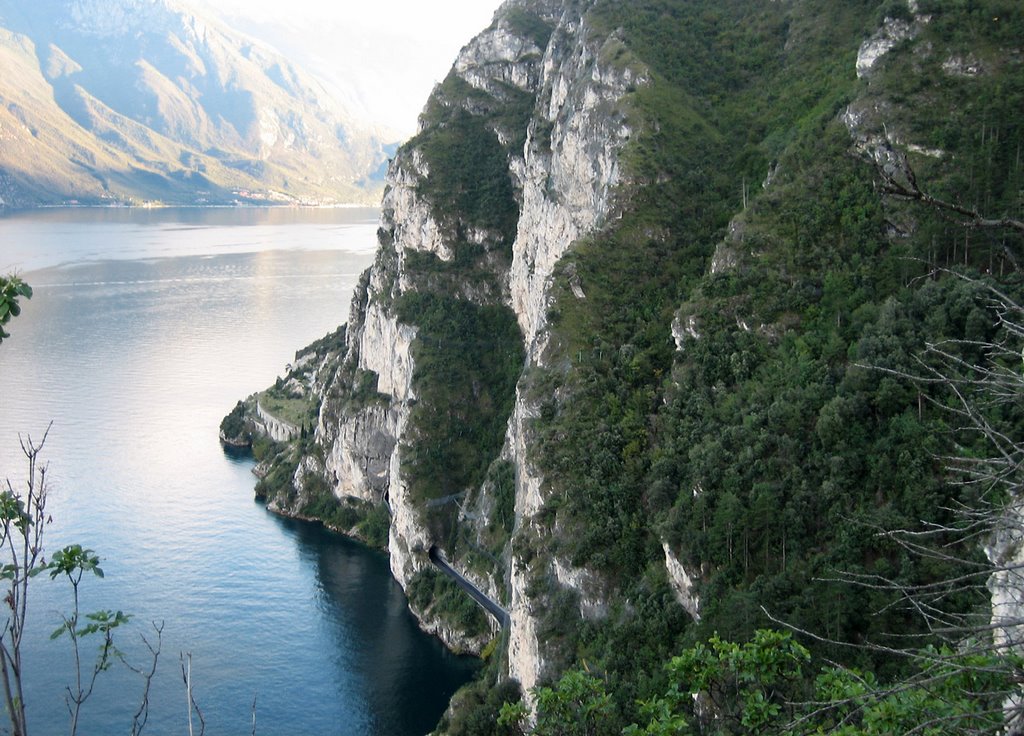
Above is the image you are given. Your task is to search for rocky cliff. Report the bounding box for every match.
[267,0,645,669]
[248,0,1024,730]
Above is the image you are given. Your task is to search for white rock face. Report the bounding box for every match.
[856,17,916,78]
[672,313,701,350]
[986,500,1024,729]
[386,150,454,262]
[508,550,544,699]
[454,25,544,95]
[388,435,428,588]
[303,171,421,510]
[503,10,642,695]
[323,404,396,504]
[335,207,424,588]
[359,303,417,401]
[710,241,741,275]
[509,23,641,360]
[663,542,701,622]
[509,385,546,519]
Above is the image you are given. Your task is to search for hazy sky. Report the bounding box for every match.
[194,0,505,137]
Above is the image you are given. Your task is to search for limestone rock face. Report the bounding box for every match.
[855,2,931,80]
[509,22,641,361]
[322,404,396,505]
[271,0,643,679]
[663,543,701,623]
[502,5,640,694]
[248,0,1024,727]
[856,16,917,78]
[385,150,454,263]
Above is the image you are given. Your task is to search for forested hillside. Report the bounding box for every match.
[239,0,1024,732]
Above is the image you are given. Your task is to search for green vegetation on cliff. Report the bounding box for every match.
[493,0,1024,731]
[397,293,524,542]
[242,0,1024,732]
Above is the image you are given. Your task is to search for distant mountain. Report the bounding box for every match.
[0,0,396,207]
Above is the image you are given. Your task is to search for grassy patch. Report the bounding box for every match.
[258,389,315,429]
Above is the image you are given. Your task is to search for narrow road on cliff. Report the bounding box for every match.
[428,545,510,628]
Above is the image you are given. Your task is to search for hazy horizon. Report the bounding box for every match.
[193,0,505,138]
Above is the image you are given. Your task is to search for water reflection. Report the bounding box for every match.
[281,518,480,735]
[0,211,477,735]
[0,206,380,273]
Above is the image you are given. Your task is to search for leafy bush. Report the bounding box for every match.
[503,7,555,49]
[440,667,521,736]
[406,567,489,637]
[219,400,251,444]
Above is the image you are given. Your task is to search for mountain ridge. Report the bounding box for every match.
[0,0,394,207]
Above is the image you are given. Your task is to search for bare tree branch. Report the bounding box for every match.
[876,153,1024,235]
[125,622,163,736]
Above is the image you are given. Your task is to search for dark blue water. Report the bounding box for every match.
[0,208,477,735]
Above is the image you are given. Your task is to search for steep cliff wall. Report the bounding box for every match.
[249,0,648,670]
[248,0,1024,730]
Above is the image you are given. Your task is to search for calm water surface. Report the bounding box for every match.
[0,208,478,735]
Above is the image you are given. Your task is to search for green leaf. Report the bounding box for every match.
[49,545,103,579]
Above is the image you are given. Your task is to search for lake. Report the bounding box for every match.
[0,207,478,735]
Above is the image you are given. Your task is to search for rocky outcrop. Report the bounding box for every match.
[509,20,642,360]
[501,5,641,695]
[663,543,701,623]
[322,404,396,505]
[856,16,918,78]
[385,150,455,263]
[507,556,544,699]
[252,0,645,690]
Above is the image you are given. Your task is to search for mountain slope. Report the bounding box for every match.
[0,0,393,206]
[238,0,1024,731]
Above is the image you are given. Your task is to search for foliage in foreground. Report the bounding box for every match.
[0,277,160,735]
[0,276,32,344]
[502,630,1016,736]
